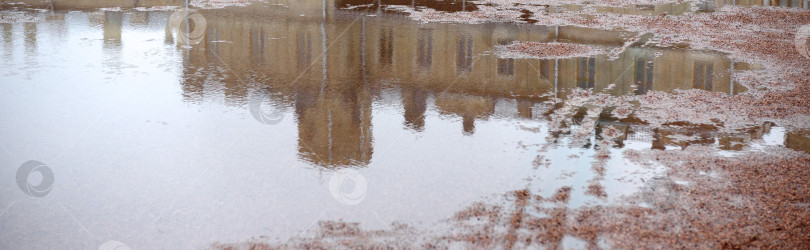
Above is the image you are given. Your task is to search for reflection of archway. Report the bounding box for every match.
[435,93,495,135]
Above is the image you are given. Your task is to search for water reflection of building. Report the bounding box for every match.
[599,121,777,150]
[786,130,810,154]
[172,3,757,166]
[335,0,478,12]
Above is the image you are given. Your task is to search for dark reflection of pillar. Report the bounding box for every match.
[24,23,37,53]
[1,23,12,45]
[23,22,37,68]
[251,27,266,66]
[379,27,393,66]
[164,20,174,44]
[416,28,432,69]
[402,88,427,131]
[206,26,221,61]
[462,114,475,135]
[297,32,312,69]
[48,13,67,45]
[180,59,204,102]
[102,11,123,48]
[101,11,123,75]
[180,19,211,102]
[3,24,14,61]
[651,128,666,150]
[223,73,246,104]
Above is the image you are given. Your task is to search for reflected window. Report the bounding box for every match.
[497,39,514,76]
[634,58,654,94]
[694,61,713,91]
[379,28,394,66]
[539,59,551,79]
[417,28,433,69]
[577,57,596,89]
[297,32,312,69]
[251,28,265,65]
[457,34,473,73]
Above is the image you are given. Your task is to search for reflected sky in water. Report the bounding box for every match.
[0,1,807,249]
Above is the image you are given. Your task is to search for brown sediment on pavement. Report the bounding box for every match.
[213,147,810,249]
[209,4,810,248]
[494,41,602,59]
[580,146,810,249]
[549,186,572,203]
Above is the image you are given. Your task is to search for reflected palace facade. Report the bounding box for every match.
[48,1,790,167]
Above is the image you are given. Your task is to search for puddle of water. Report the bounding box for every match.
[338,0,479,12]
[0,1,807,249]
[591,2,694,15]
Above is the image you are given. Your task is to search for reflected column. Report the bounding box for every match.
[402,88,427,131]
[24,22,37,69]
[2,23,13,65]
[102,11,123,72]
